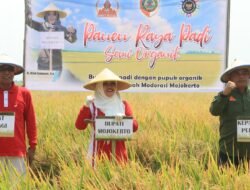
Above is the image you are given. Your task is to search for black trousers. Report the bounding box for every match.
[218,151,249,167]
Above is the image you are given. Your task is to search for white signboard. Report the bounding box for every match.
[95,116,133,140]
[40,32,64,49]
[237,117,250,142]
[0,112,15,137]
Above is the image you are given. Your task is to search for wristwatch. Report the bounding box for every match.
[219,91,228,98]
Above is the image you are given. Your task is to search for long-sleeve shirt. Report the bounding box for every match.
[0,84,37,157]
[26,19,77,71]
[210,88,250,157]
[75,100,138,163]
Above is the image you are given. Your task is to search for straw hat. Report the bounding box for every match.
[0,54,24,75]
[84,68,131,91]
[220,59,250,83]
[36,3,67,18]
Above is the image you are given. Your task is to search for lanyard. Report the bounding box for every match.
[3,91,8,108]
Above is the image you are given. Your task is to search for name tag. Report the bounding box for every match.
[0,112,15,137]
[95,116,133,140]
[237,116,250,142]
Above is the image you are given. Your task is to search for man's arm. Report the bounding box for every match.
[24,90,37,164]
[209,92,229,116]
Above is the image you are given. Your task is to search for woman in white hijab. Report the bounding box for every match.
[75,68,138,167]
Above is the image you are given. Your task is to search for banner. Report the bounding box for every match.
[24,0,230,92]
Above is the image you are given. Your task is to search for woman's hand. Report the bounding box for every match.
[67,26,76,34]
[115,113,124,122]
[84,119,94,124]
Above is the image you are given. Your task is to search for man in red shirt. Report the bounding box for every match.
[0,54,37,175]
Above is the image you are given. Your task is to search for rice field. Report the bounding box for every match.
[1,91,250,189]
[63,52,222,86]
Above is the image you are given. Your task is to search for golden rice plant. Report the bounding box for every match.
[0,91,250,189]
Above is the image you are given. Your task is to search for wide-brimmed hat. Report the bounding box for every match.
[84,68,131,91]
[0,54,24,75]
[36,3,67,18]
[220,59,250,83]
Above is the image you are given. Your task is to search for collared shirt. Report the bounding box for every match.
[75,100,138,163]
[210,88,250,157]
[0,83,37,157]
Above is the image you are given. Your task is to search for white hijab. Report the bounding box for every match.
[93,82,125,116]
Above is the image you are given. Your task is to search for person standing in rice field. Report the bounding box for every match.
[210,59,250,168]
[75,68,138,167]
[26,3,77,80]
[0,54,37,175]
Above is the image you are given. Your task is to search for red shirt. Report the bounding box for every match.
[0,84,37,157]
[75,100,138,162]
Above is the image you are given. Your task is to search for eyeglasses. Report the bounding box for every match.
[230,69,250,76]
[103,81,116,86]
[0,65,15,72]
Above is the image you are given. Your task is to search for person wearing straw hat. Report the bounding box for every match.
[26,3,77,79]
[210,59,250,167]
[0,54,37,175]
[75,68,138,166]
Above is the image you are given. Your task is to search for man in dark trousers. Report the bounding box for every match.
[210,59,250,167]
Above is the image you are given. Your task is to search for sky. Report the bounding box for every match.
[0,0,249,73]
